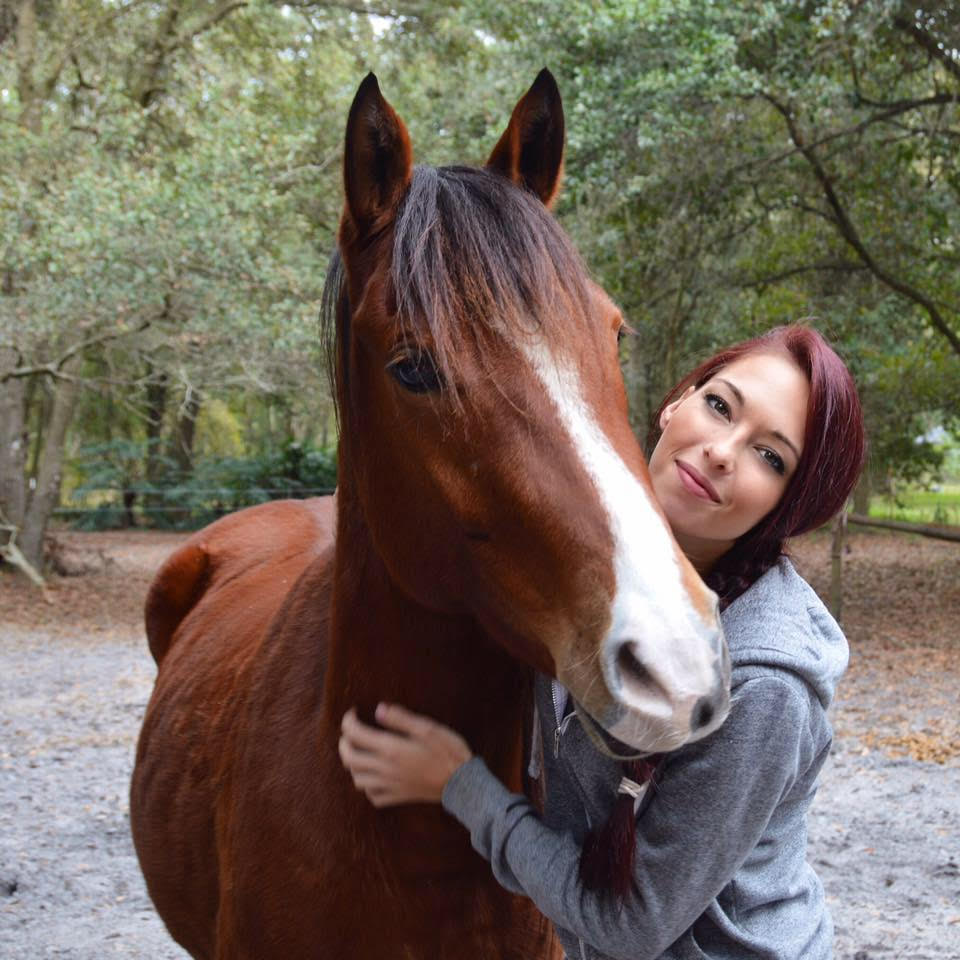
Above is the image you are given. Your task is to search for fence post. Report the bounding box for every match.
[829,509,847,623]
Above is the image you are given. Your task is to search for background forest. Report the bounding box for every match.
[2,0,959,572]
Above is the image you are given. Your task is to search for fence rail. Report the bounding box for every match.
[53,488,336,529]
[847,513,960,543]
[55,488,335,513]
[53,494,960,542]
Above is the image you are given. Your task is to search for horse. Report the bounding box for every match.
[130,69,730,960]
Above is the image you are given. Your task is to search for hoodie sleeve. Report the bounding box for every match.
[442,673,815,960]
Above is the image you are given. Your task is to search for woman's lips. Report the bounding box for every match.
[675,460,721,503]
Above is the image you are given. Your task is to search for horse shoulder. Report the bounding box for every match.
[144,496,336,666]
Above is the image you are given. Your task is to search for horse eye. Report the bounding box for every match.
[387,352,443,394]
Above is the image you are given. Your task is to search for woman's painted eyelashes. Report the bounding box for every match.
[760,448,786,475]
[704,393,786,475]
[705,393,732,420]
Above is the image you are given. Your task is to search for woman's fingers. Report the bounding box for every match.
[346,763,418,807]
[339,737,404,798]
[341,707,400,753]
[374,702,433,738]
[337,734,386,776]
[338,703,474,808]
[375,703,470,758]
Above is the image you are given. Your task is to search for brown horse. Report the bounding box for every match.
[130,70,729,960]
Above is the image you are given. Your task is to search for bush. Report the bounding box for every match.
[62,443,338,531]
[156,443,338,528]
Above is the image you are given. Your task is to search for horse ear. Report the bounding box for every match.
[486,68,565,208]
[343,73,413,234]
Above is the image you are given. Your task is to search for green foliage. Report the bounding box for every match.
[870,483,960,526]
[456,0,960,443]
[63,441,337,530]
[5,0,959,540]
[155,443,338,528]
[189,443,338,506]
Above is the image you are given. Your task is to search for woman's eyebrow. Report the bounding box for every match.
[714,377,744,406]
[714,377,801,462]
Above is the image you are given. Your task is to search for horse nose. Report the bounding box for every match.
[690,656,729,734]
[614,642,672,716]
[691,694,717,731]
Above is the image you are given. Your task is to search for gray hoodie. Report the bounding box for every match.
[442,557,848,959]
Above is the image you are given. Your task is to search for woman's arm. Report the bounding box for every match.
[442,674,814,960]
[341,677,813,960]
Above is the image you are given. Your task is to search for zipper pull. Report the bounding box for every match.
[554,724,561,759]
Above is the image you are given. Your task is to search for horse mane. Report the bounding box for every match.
[321,164,595,417]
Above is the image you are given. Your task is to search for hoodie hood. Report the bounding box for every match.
[722,556,848,708]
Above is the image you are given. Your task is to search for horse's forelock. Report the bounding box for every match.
[392,166,593,406]
[321,164,595,419]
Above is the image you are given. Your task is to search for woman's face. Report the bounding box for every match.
[648,349,809,573]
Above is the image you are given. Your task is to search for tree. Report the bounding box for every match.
[457,0,960,452]
[0,0,365,568]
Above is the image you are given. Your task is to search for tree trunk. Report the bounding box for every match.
[168,389,201,478]
[853,469,871,516]
[0,354,28,531]
[27,373,48,479]
[144,366,169,521]
[15,0,42,134]
[19,363,81,570]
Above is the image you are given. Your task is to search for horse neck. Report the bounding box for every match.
[324,486,531,784]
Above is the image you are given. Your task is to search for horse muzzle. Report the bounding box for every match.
[600,625,730,752]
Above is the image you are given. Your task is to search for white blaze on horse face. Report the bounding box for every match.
[523,343,729,752]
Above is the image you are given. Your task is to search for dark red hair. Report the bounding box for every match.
[580,324,866,900]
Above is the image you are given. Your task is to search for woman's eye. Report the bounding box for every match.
[616,326,626,344]
[387,352,443,394]
[760,448,786,475]
[704,393,730,420]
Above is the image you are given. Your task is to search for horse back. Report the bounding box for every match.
[144,496,336,665]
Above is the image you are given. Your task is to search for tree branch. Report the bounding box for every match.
[1,321,152,383]
[763,91,960,357]
[736,260,868,290]
[893,13,960,83]
[853,91,960,111]
[177,1,248,47]
[731,91,959,179]
[0,510,47,589]
[278,0,427,17]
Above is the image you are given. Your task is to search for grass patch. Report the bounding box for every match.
[869,482,960,526]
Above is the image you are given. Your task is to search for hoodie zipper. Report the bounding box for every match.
[551,679,567,725]
[552,679,575,758]
[554,712,575,759]
[550,681,593,960]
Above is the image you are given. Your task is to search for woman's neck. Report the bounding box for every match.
[672,530,733,578]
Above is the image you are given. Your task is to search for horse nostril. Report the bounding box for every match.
[691,696,715,731]
[617,644,650,685]
[615,644,669,703]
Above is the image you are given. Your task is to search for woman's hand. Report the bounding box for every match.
[338,703,473,807]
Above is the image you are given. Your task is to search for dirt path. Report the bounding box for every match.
[1,528,958,958]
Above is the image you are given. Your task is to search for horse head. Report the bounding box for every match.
[327,70,729,754]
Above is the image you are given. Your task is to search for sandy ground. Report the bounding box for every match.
[0,528,958,958]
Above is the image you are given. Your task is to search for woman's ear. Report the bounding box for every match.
[659,385,696,429]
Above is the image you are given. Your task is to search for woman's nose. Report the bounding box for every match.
[703,439,733,470]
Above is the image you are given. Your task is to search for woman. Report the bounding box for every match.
[339,324,866,960]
